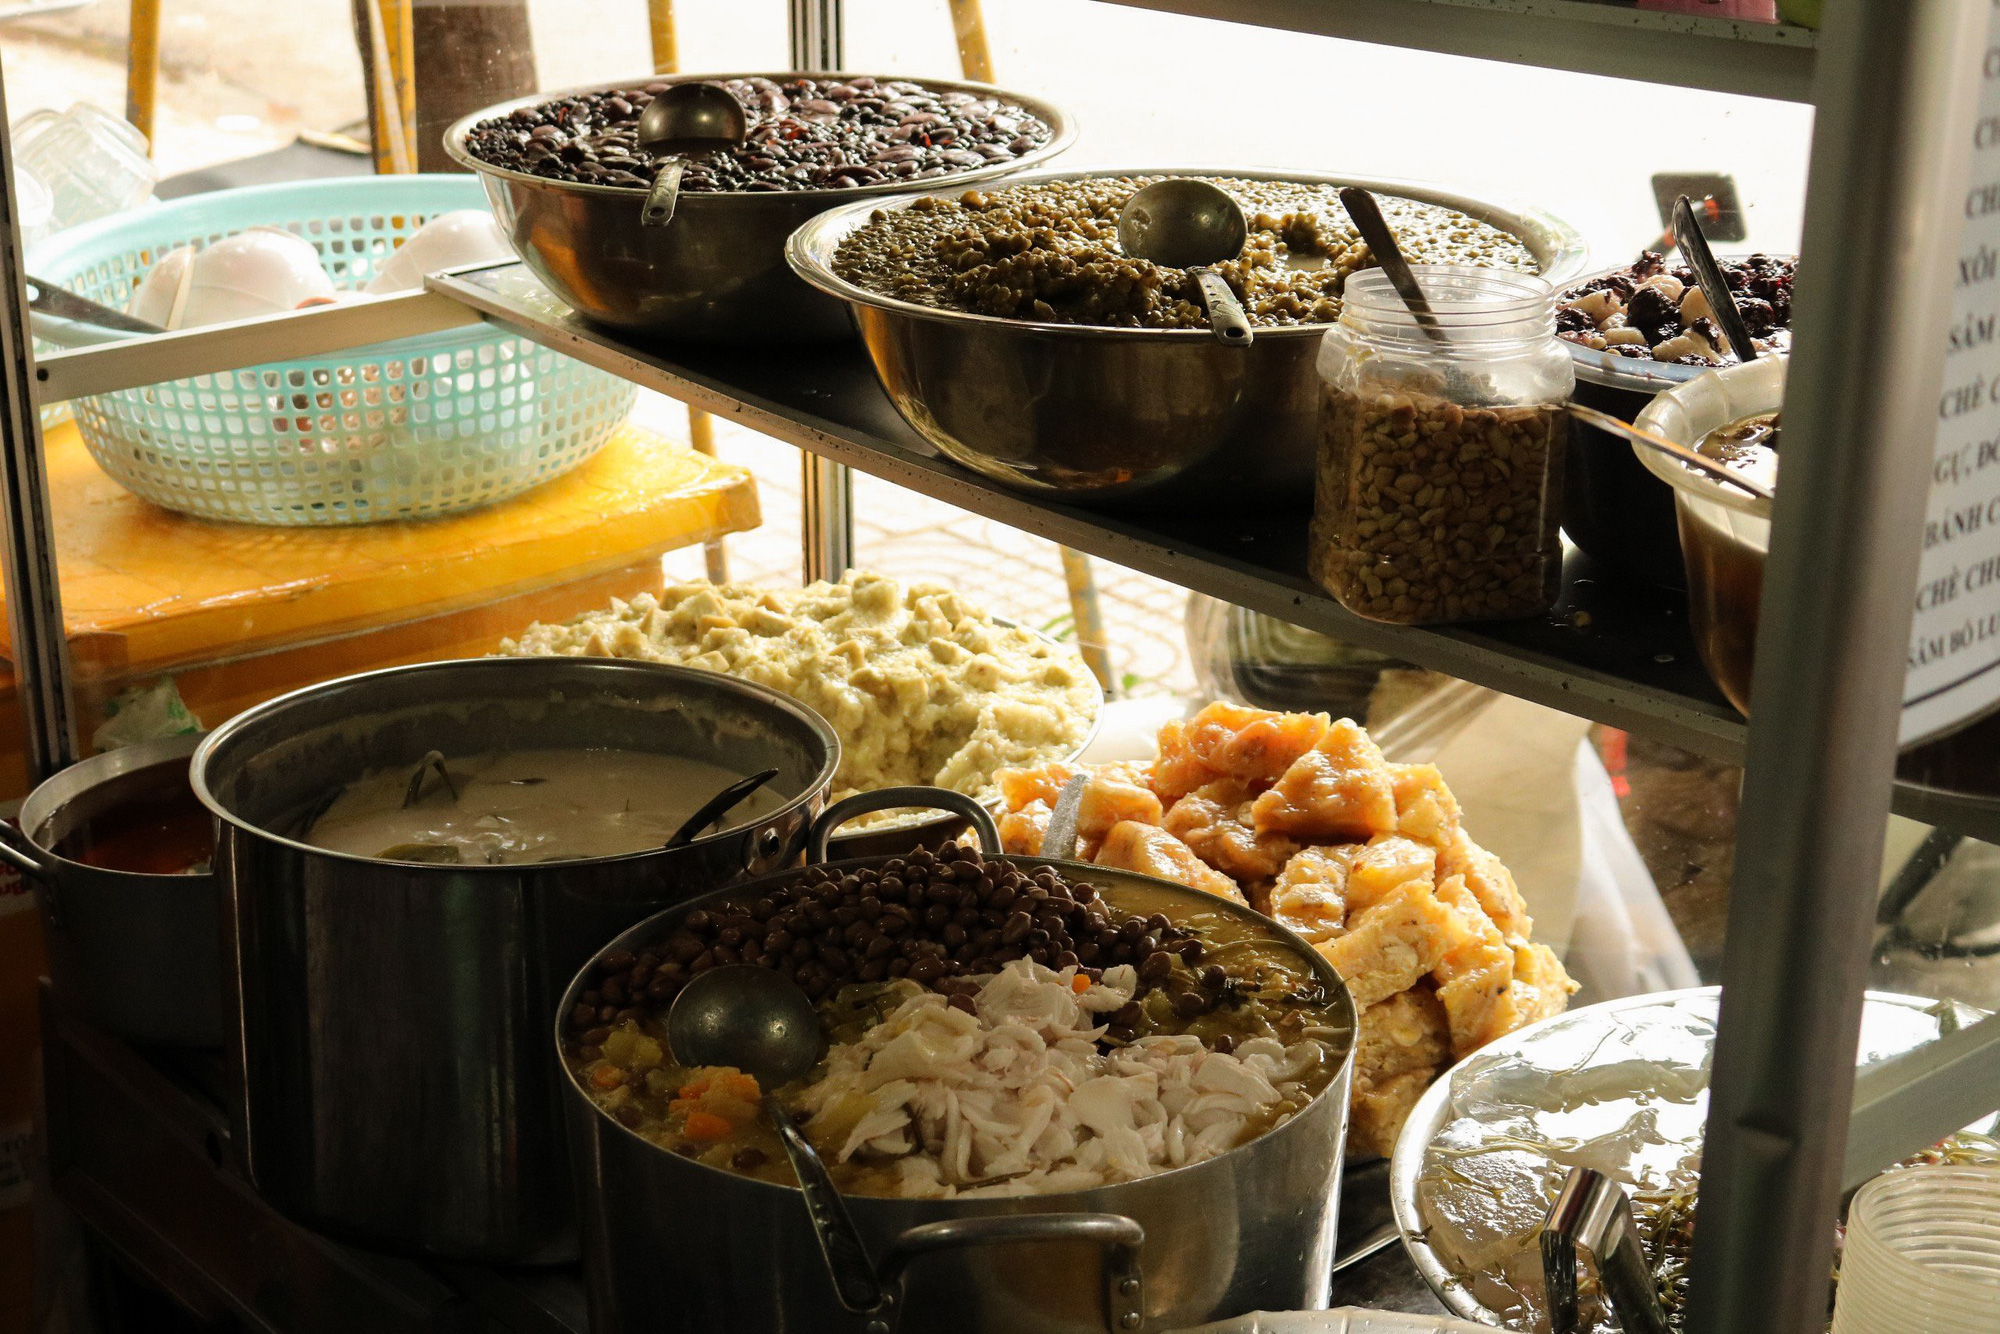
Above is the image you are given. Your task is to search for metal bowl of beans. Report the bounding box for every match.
[786,168,1587,509]
[444,74,1075,342]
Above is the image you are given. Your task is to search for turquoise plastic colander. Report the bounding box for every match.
[29,175,636,525]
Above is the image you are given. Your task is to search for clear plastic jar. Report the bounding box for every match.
[9,104,156,233]
[1310,266,1572,625]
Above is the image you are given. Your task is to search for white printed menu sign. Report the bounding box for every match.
[1905,11,2000,746]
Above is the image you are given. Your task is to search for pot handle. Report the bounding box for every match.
[805,787,1002,864]
[872,1212,1145,1334]
[0,821,53,882]
[0,822,58,924]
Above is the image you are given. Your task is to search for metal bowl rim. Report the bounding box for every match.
[1558,253,1799,393]
[785,164,1592,341]
[441,71,1078,202]
[190,656,843,871]
[556,851,1359,1201]
[825,616,1104,844]
[1385,984,1985,1326]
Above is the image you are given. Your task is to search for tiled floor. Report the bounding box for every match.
[641,393,1198,701]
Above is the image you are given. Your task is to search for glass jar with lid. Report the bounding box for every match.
[1309,266,1573,625]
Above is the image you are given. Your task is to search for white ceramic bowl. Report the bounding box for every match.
[1632,355,1786,713]
[362,208,512,295]
[186,227,336,319]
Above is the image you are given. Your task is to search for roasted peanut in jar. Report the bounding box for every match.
[1309,267,1571,626]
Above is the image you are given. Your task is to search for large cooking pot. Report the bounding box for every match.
[194,657,840,1262]
[560,789,1358,1333]
[443,73,1075,342]
[0,733,221,1046]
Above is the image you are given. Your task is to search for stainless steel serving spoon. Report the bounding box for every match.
[636,82,749,228]
[1672,193,1759,364]
[663,766,779,848]
[1338,186,1451,348]
[668,965,889,1318]
[1117,179,1255,346]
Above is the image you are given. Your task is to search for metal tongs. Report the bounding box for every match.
[1541,1166,1672,1334]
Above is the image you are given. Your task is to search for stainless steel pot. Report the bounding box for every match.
[786,168,1589,509]
[560,789,1358,1333]
[442,74,1075,342]
[0,733,220,1047]
[194,657,840,1262]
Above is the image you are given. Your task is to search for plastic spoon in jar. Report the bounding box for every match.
[1338,186,1451,348]
[1116,179,1255,347]
[635,82,749,228]
[1671,194,1759,364]
[1567,404,1775,503]
[663,767,780,849]
[668,965,890,1317]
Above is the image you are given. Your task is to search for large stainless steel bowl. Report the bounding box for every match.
[1386,987,1993,1328]
[196,656,840,1261]
[788,168,1588,509]
[443,74,1075,342]
[560,789,1358,1333]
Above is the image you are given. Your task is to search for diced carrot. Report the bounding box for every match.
[683,1110,734,1142]
[723,1072,761,1101]
[1070,974,1093,994]
[590,1065,626,1090]
[679,1077,711,1098]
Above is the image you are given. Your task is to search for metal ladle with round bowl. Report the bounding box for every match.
[636,81,749,227]
[1116,179,1255,346]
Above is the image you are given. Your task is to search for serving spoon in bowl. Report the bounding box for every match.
[1117,178,1255,347]
[669,965,889,1317]
[636,82,749,228]
[663,767,780,849]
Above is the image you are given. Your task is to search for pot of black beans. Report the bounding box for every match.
[445,74,1074,342]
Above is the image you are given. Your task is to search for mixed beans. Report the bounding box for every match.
[461,76,1054,192]
[831,176,1538,328]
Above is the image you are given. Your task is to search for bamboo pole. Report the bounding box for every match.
[947,0,1115,695]
[650,0,730,584]
[949,0,994,83]
[124,0,161,151]
[356,0,417,175]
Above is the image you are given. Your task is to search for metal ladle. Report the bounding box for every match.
[1117,179,1254,346]
[635,82,749,228]
[668,965,890,1319]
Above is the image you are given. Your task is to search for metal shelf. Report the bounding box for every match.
[433,264,1745,759]
[1088,0,1818,101]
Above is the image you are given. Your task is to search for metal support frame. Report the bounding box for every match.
[790,0,854,584]
[1686,3,1988,1330]
[0,73,81,781]
[1845,1011,2000,1192]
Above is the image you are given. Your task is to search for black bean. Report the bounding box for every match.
[1001,912,1033,944]
[732,1147,767,1170]
[1139,951,1174,984]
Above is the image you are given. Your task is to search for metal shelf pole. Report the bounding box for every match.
[1686,2,1988,1330]
[0,64,81,780]
[790,0,855,583]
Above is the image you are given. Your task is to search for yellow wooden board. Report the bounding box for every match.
[13,417,762,679]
